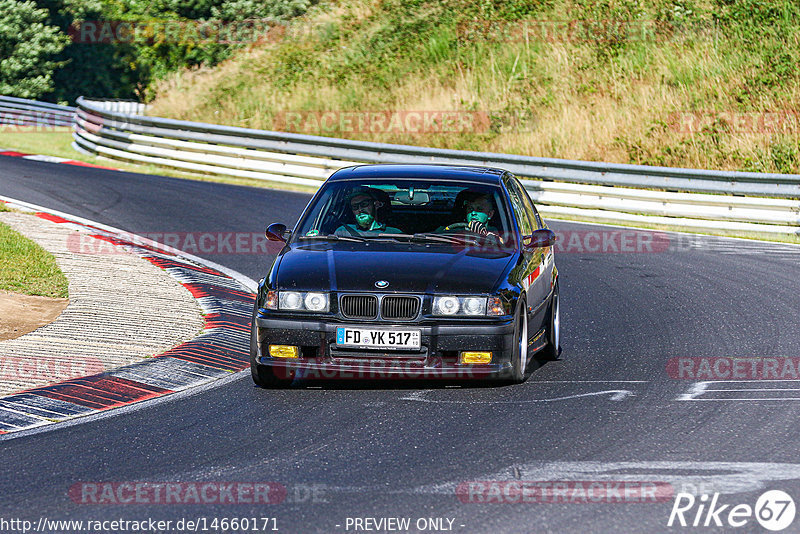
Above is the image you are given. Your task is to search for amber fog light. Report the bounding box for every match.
[460,351,492,364]
[269,345,299,358]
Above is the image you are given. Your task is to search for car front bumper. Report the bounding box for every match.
[254,316,516,380]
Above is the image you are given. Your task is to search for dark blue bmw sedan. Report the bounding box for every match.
[251,164,559,385]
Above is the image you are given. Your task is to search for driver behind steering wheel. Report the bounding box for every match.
[437,193,503,244]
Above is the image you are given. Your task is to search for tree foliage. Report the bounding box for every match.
[0,0,70,98]
[34,0,319,103]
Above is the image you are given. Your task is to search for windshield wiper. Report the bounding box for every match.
[298,234,366,243]
[411,233,478,244]
[367,233,420,241]
[368,233,475,244]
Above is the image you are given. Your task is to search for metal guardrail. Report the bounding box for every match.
[71,97,800,236]
[84,100,147,115]
[0,96,74,128]
[3,95,794,236]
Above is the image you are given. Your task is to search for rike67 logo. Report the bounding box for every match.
[668,490,796,531]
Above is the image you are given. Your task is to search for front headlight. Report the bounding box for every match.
[434,296,460,315]
[462,297,486,315]
[304,292,328,311]
[271,291,330,312]
[433,296,495,316]
[280,291,303,310]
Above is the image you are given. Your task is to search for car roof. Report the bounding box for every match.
[326,164,508,185]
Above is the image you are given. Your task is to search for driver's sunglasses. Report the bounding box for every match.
[351,199,373,210]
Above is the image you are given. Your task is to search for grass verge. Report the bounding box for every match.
[0,129,77,160]
[0,220,69,298]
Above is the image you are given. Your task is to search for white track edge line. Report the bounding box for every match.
[0,194,258,291]
[0,194,258,440]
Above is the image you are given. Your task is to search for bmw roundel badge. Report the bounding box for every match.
[375,280,389,289]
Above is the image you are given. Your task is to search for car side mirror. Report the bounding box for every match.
[266,223,289,242]
[524,229,556,250]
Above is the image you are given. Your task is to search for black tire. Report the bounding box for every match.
[509,299,528,383]
[250,301,295,387]
[540,281,561,360]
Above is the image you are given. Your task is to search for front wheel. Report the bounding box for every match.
[250,301,295,387]
[540,282,561,360]
[509,300,528,383]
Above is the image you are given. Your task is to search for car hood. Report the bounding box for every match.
[274,243,516,294]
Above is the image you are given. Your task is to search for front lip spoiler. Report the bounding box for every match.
[256,357,511,380]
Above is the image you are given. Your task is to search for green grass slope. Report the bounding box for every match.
[144,0,799,174]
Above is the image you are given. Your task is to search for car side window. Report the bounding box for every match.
[504,178,534,237]
[508,177,543,230]
[533,206,543,228]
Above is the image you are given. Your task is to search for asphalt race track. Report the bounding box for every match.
[2,154,800,533]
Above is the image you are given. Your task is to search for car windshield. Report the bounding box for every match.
[293,179,514,244]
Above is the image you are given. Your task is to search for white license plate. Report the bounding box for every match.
[336,327,420,349]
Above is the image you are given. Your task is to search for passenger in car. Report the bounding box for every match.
[334,187,403,236]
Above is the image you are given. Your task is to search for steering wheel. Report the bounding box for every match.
[444,222,469,231]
